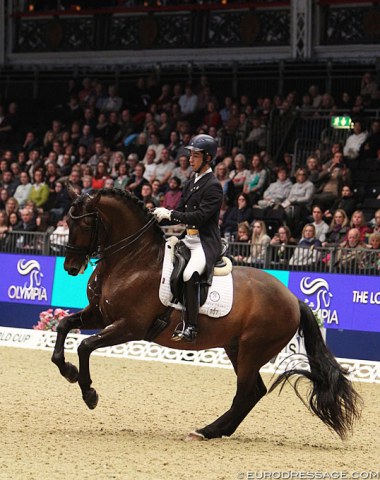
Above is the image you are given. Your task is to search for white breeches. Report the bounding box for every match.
[182,235,206,282]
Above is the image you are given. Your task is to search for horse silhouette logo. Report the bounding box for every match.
[17,259,44,288]
[299,276,333,311]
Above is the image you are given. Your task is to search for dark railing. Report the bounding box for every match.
[228,242,380,276]
[1,231,378,276]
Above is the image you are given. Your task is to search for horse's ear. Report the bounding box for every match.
[87,190,101,208]
[66,182,80,200]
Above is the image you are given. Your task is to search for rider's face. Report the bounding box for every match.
[189,150,205,172]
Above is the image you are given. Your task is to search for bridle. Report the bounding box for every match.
[66,205,156,262]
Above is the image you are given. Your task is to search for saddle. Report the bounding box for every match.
[170,238,230,306]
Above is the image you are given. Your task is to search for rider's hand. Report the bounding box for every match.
[152,207,172,222]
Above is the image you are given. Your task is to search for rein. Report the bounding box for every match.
[66,205,156,262]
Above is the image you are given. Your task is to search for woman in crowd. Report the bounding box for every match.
[232,221,252,265]
[348,210,372,242]
[228,153,249,198]
[113,162,129,191]
[289,223,322,268]
[243,154,268,205]
[249,220,271,265]
[215,162,235,207]
[28,168,50,210]
[92,160,109,190]
[221,192,253,238]
[269,225,297,265]
[323,209,349,246]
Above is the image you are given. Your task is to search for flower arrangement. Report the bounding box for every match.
[33,308,80,334]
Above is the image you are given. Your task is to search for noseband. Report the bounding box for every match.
[66,207,101,259]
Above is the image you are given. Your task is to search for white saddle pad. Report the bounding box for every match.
[159,239,233,318]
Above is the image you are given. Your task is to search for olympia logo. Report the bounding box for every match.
[7,259,48,302]
[300,276,338,325]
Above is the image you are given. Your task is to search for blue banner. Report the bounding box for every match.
[0,254,55,306]
[288,272,380,333]
[51,257,94,309]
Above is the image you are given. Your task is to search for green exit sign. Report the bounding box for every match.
[331,116,353,129]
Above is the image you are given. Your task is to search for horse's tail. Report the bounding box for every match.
[269,300,362,439]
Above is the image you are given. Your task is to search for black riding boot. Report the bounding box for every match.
[172,273,199,343]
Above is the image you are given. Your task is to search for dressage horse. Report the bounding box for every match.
[51,188,361,440]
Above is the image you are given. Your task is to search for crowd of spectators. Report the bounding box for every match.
[0,71,379,272]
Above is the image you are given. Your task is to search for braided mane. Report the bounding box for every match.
[73,188,165,238]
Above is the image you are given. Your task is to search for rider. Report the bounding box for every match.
[152,134,223,342]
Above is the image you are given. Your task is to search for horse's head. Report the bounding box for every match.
[64,186,101,276]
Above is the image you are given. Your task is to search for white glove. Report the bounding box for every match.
[152,207,172,222]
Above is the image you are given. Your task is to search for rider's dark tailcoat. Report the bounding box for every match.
[170,171,223,279]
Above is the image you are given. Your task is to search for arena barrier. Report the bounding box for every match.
[0,326,379,384]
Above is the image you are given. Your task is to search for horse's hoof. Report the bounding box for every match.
[64,363,79,383]
[185,431,206,442]
[83,388,99,410]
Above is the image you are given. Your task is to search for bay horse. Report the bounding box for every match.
[51,188,361,440]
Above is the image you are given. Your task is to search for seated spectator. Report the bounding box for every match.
[256,166,292,209]
[313,164,351,211]
[229,153,249,198]
[7,211,20,232]
[334,228,368,272]
[215,162,234,207]
[305,155,321,185]
[142,148,157,184]
[247,220,271,265]
[359,119,380,160]
[162,177,182,210]
[370,209,380,234]
[281,167,315,236]
[245,116,266,151]
[5,196,19,218]
[343,120,368,161]
[243,154,268,205]
[269,225,297,265]
[289,224,322,268]
[154,148,175,191]
[81,175,93,195]
[0,188,10,210]
[141,183,158,208]
[172,154,193,186]
[126,162,149,199]
[310,205,329,242]
[92,161,109,190]
[1,170,19,197]
[109,151,126,179]
[104,178,115,189]
[113,162,129,191]
[50,215,69,255]
[221,193,253,238]
[348,210,372,243]
[324,185,358,220]
[0,210,8,245]
[28,169,50,210]
[48,181,71,226]
[151,178,164,206]
[12,207,38,250]
[232,221,252,265]
[366,232,380,272]
[323,209,349,246]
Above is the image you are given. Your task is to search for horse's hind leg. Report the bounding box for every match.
[51,306,93,383]
[194,342,267,440]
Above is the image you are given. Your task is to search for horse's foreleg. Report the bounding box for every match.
[51,310,85,383]
[76,322,135,410]
[194,343,267,440]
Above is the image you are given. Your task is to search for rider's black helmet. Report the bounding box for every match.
[185,134,217,161]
